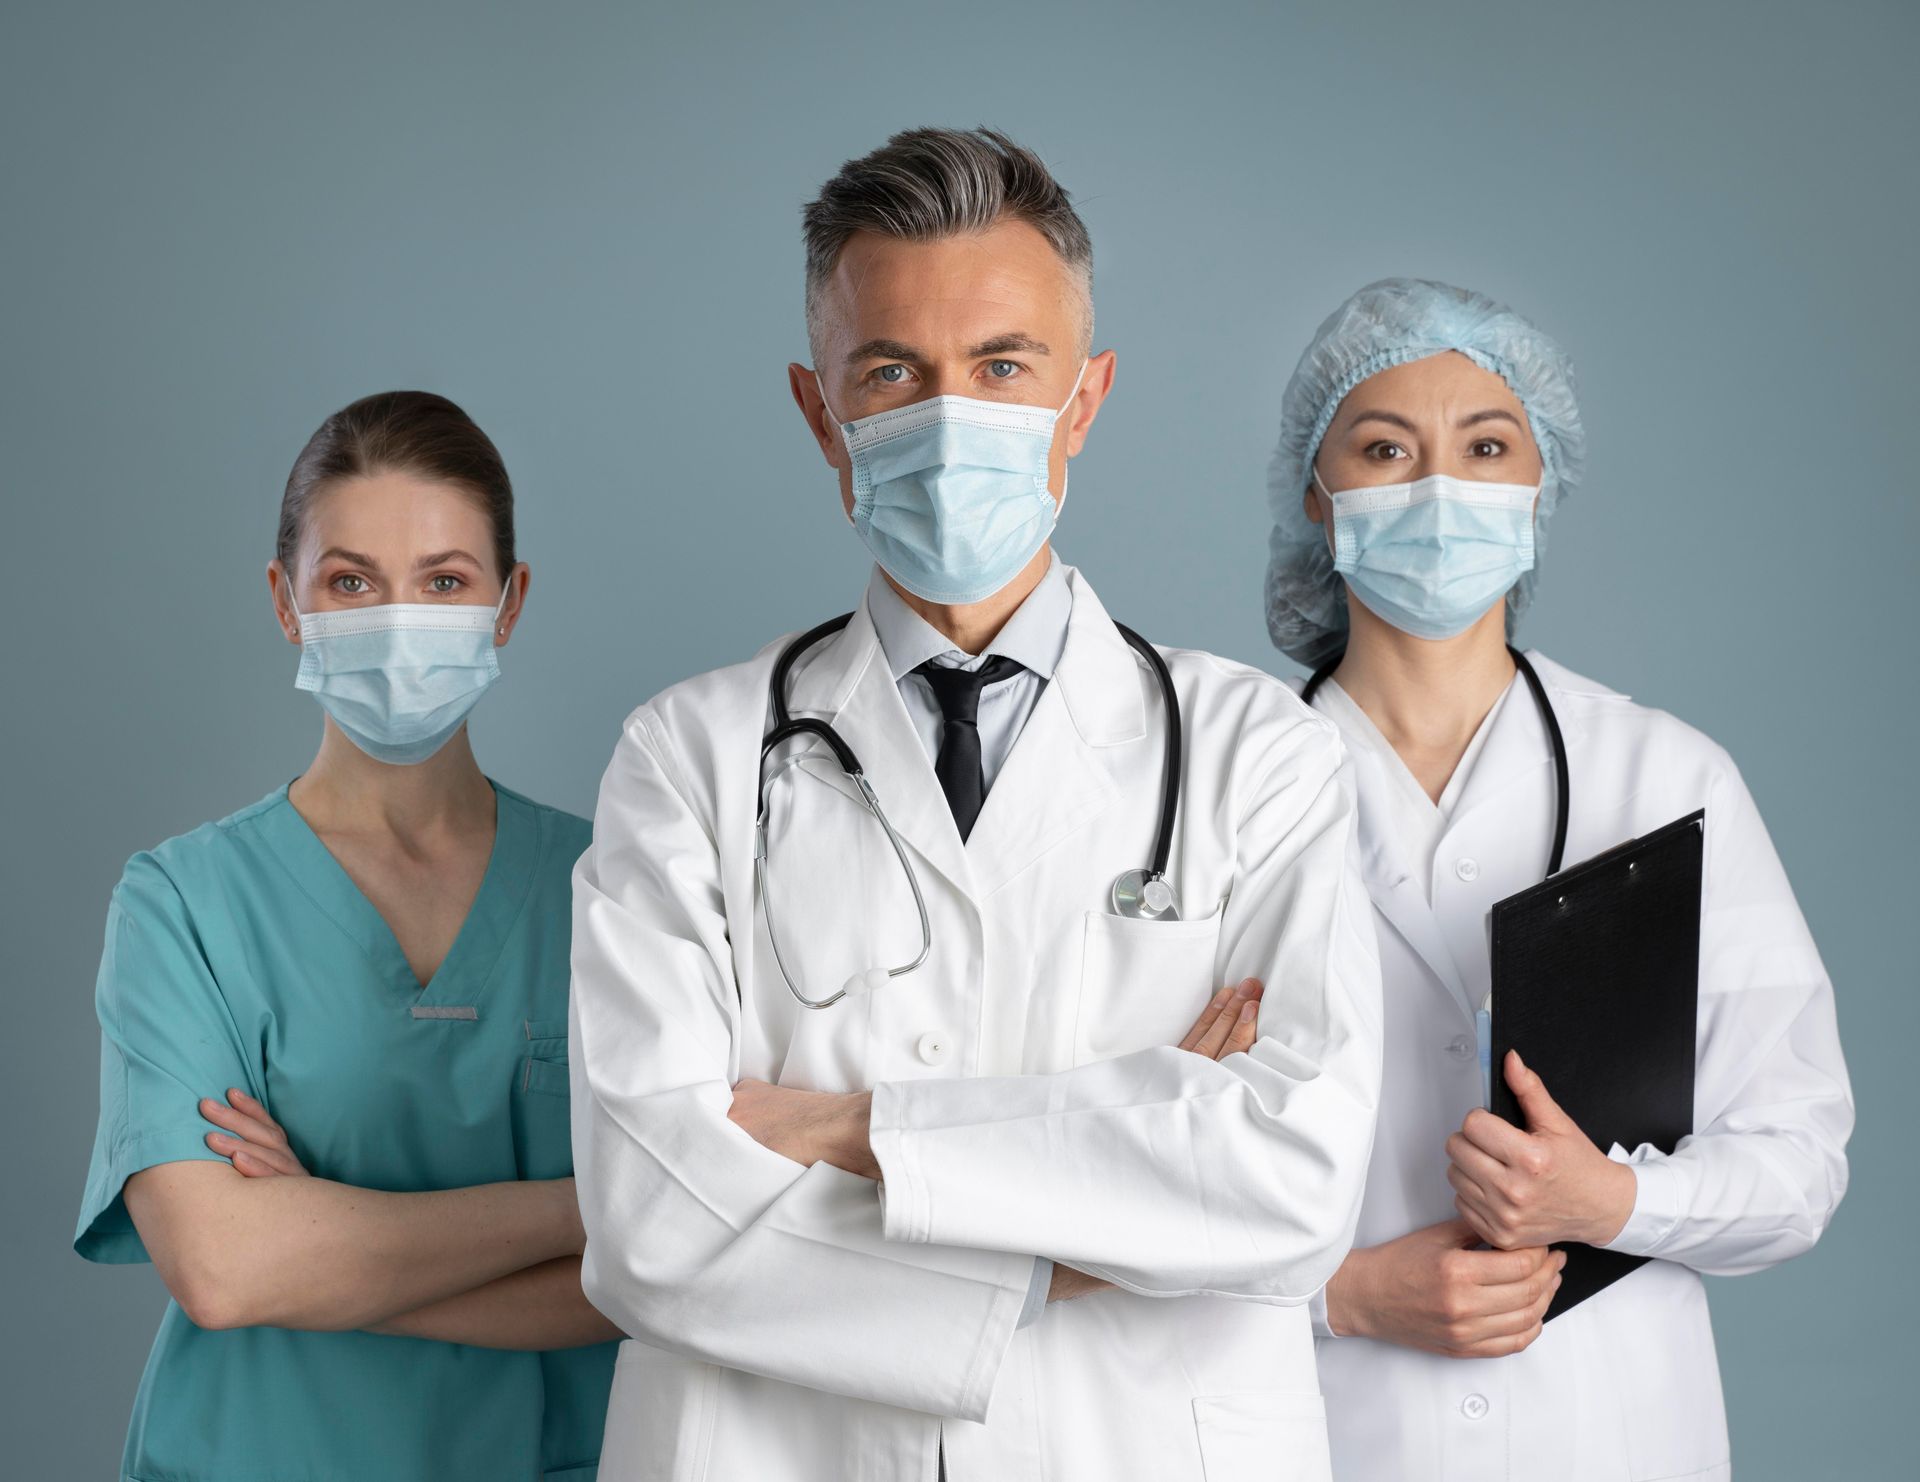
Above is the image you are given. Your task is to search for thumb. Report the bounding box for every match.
[1507,1050,1573,1132]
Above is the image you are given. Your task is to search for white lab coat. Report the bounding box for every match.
[1300,654,1853,1482]
[568,567,1383,1482]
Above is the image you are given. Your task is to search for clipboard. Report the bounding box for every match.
[1487,809,1704,1319]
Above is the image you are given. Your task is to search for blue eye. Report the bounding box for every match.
[876,364,908,383]
[987,360,1019,379]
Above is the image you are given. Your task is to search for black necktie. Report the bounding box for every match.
[915,655,1026,842]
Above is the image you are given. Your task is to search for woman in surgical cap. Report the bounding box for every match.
[1265,279,1853,1482]
[73,392,618,1482]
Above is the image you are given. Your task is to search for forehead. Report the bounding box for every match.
[1339,350,1526,417]
[816,217,1078,352]
[301,471,492,557]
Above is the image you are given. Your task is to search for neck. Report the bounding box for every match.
[289,722,495,839]
[885,545,1052,656]
[1330,593,1517,759]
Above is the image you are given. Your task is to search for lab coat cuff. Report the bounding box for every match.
[1307,1282,1337,1338]
[1595,1142,1685,1256]
[1017,1259,1052,1328]
[869,1081,931,1243]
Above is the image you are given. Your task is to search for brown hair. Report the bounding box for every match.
[276,391,515,577]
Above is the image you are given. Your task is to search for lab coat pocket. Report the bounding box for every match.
[598,1339,719,1482]
[1191,1390,1331,1482]
[1074,910,1224,1065]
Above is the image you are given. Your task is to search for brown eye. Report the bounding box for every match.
[1470,439,1506,458]
[1366,442,1409,462]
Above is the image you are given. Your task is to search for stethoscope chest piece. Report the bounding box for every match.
[1111,868,1179,921]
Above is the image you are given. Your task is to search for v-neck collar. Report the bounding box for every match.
[256,779,538,1011]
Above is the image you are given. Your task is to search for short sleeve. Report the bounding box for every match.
[74,853,258,1264]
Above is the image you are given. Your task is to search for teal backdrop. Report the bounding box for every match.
[3,2,1913,1476]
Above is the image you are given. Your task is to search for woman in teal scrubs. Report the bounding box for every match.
[75,390,620,1481]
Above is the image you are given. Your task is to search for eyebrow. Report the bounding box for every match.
[314,546,381,570]
[415,549,484,570]
[844,331,1054,364]
[1342,408,1525,433]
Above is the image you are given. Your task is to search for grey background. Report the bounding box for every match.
[3,1,1913,1475]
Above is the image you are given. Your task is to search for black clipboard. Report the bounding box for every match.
[1487,809,1704,1319]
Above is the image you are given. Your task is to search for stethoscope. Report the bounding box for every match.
[1300,644,1570,879]
[755,613,1185,1010]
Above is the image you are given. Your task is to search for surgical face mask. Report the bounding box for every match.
[1314,467,1538,640]
[291,586,509,765]
[826,362,1087,605]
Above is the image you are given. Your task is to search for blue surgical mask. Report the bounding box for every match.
[292,588,509,765]
[827,362,1087,605]
[1315,468,1538,640]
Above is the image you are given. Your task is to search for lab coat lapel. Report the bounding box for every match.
[965,572,1137,901]
[1348,750,1477,1020]
[781,601,977,902]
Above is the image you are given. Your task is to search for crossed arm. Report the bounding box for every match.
[124,1091,622,1350]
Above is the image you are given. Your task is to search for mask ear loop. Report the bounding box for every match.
[492,577,515,637]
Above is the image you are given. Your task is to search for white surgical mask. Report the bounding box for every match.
[291,586,510,764]
[1315,468,1538,640]
[827,362,1087,605]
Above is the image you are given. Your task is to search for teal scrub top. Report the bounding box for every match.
[75,781,617,1482]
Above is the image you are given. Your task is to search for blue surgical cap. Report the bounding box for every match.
[1264,277,1586,667]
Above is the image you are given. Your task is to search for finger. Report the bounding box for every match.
[1192,981,1258,1059]
[225,1087,287,1137]
[1468,1264,1564,1322]
[199,1097,289,1151]
[1459,1318,1546,1359]
[1444,1131,1510,1193]
[229,1146,286,1179]
[205,1131,298,1176]
[1216,1000,1260,1059]
[1178,988,1237,1052]
[1459,1106,1539,1168]
[1507,1051,1573,1133]
[1462,1242,1564,1287]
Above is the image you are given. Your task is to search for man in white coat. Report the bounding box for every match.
[567,127,1383,1482]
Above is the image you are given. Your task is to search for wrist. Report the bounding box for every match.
[546,1178,586,1257]
[1581,1157,1638,1246]
[835,1091,878,1179]
[1323,1248,1371,1339]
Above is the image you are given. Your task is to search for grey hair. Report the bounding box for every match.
[802,126,1094,361]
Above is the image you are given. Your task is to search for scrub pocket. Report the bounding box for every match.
[1073,910,1225,1064]
[513,1016,574,1179]
[1191,1390,1331,1482]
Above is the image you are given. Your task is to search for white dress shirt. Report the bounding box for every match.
[865,557,1074,1327]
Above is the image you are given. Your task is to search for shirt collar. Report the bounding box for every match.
[865,555,1072,682]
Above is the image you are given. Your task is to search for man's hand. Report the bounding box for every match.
[727,1081,880,1179]
[1177,978,1265,1059]
[200,1088,309,1178]
[1325,1218,1563,1358]
[1446,1050,1637,1249]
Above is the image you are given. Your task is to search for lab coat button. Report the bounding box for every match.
[1455,857,1481,882]
[1461,1393,1490,1420]
[1446,1034,1473,1060]
[915,1031,950,1066]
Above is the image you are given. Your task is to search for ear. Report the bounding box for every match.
[1060,349,1117,458]
[493,564,531,646]
[789,363,846,470]
[267,560,301,645]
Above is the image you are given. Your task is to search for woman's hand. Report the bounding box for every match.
[1177,979,1265,1060]
[200,1088,309,1178]
[1446,1050,1637,1249]
[1325,1218,1563,1358]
